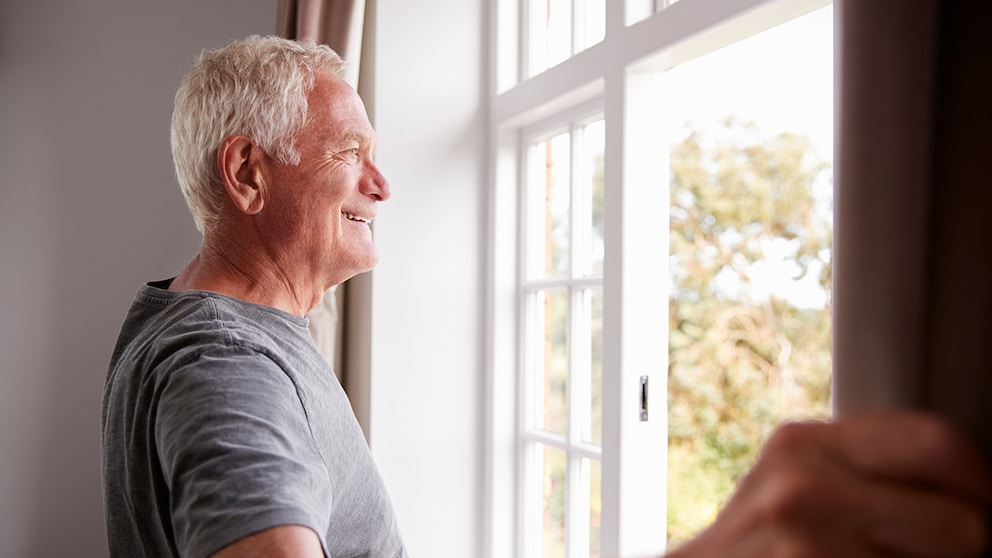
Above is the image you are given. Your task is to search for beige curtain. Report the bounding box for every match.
[277,0,367,88]
[833,0,992,460]
[276,0,368,382]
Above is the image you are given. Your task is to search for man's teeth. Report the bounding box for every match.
[343,212,371,224]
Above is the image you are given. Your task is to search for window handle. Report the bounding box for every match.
[640,375,649,421]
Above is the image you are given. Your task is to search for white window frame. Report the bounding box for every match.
[485,1,832,556]
[518,106,605,558]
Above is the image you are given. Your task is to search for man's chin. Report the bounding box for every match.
[333,253,379,283]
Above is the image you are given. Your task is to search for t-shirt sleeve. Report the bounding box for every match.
[154,345,332,558]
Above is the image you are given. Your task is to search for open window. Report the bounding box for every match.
[488,1,833,555]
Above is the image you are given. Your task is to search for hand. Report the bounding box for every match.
[667,411,992,558]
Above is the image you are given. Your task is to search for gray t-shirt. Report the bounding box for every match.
[102,279,407,558]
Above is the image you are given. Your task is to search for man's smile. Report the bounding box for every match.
[342,211,372,225]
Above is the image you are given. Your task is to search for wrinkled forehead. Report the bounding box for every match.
[307,72,377,145]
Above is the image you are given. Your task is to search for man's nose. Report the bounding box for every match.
[364,161,390,201]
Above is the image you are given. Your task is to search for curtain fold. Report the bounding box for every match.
[276,0,368,379]
[277,0,366,88]
[834,0,992,459]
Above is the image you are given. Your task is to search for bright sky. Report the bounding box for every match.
[667,5,834,161]
[667,6,834,309]
[540,2,833,163]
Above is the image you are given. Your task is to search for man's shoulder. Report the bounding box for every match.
[124,283,308,351]
[107,284,311,393]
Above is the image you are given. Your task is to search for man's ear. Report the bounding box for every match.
[217,135,267,215]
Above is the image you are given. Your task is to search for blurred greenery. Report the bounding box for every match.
[667,118,833,544]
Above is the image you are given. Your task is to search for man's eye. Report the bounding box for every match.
[337,148,360,163]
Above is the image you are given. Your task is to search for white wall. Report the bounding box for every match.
[369,0,487,556]
[0,2,276,556]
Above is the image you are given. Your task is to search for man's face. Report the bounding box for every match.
[259,71,390,289]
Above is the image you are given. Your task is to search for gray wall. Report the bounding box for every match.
[0,2,276,556]
[0,1,490,556]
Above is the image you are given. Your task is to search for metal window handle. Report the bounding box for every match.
[640,375,649,421]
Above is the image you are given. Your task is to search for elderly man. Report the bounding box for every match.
[102,35,991,558]
[102,36,402,557]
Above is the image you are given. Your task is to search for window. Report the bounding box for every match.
[520,116,605,557]
[626,0,682,26]
[488,1,833,556]
[525,0,606,78]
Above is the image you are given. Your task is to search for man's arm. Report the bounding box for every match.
[668,411,992,558]
[211,525,323,558]
[156,349,334,557]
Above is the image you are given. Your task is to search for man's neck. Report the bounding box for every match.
[169,241,324,317]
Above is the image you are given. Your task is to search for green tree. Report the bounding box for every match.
[667,118,833,543]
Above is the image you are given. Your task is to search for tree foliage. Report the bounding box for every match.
[667,118,833,543]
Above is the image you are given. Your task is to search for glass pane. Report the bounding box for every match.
[529,132,571,279]
[588,458,602,558]
[577,120,605,276]
[625,0,652,25]
[529,0,572,77]
[577,287,603,444]
[626,0,678,26]
[665,6,834,545]
[540,288,568,434]
[542,445,567,558]
[579,0,606,51]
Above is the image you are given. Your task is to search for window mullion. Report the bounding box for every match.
[598,64,623,558]
[568,453,591,558]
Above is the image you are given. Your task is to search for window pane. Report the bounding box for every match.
[542,444,567,558]
[625,0,653,25]
[577,120,605,276]
[588,458,602,558]
[528,132,571,279]
[529,0,572,76]
[578,0,605,51]
[576,287,603,444]
[626,0,679,26]
[538,288,568,434]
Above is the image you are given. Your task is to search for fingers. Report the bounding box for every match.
[767,412,992,557]
[828,412,992,506]
[824,412,992,557]
[675,412,992,558]
[862,480,989,557]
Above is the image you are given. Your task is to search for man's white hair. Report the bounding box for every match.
[171,35,346,232]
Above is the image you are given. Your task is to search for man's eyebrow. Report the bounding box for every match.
[340,130,369,146]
